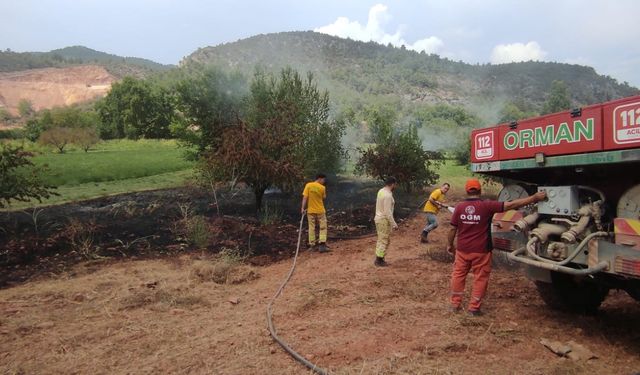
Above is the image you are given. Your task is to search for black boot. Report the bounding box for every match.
[374,256,388,267]
[420,231,429,243]
[317,243,330,253]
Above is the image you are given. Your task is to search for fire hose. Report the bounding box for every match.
[266,213,329,375]
[265,197,444,373]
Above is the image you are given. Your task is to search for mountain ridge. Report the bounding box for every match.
[0,45,171,78]
[183,31,638,116]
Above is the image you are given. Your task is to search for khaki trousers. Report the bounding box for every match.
[307,213,327,245]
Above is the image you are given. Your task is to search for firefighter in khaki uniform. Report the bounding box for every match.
[301,174,329,252]
[374,177,399,267]
[447,178,546,316]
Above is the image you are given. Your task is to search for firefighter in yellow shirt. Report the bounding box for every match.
[421,182,451,243]
[301,174,329,252]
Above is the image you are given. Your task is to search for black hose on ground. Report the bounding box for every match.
[266,213,329,375]
[266,198,431,373]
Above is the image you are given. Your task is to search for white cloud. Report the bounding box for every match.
[314,4,443,54]
[490,41,547,64]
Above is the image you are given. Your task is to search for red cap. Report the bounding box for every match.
[465,178,481,193]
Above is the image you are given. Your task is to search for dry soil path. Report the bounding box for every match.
[1,213,639,374]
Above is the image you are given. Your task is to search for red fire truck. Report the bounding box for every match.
[471,94,640,312]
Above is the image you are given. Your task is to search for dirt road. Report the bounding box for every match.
[1,213,639,374]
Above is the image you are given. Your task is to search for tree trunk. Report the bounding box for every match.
[254,186,266,213]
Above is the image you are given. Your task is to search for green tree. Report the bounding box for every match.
[202,118,305,211]
[96,77,174,139]
[0,145,55,207]
[18,99,35,118]
[356,121,443,191]
[498,102,535,123]
[363,104,397,143]
[542,80,571,114]
[199,67,346,211]
[415,104,480,128]
[453,133,471,165]
[24,107,99,141]
[247,68,346,177]
[174,67,247,157]
[24,118,47,142]
[50,106,98,129]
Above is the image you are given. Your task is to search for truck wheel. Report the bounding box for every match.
[534,272,609,313]
[625,287,640,302]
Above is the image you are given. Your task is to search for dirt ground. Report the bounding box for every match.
[1,208,639,374]
[0,65,115,116]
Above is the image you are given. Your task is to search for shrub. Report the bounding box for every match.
[64,218,100,259]
[0,144,55,207]
[18,99,34,118]
[260,201,283,225]
[186,215,210,249]
[356,123,443,191]
[0,128,25,139]
[38,126,74,153]
[0,108,12,122]
[172,203,210,249]
[190,249,258,284]
[453,134,471,166]
[74,127,100,152]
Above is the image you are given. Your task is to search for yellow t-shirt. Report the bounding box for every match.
[423,188,445,213]
[303,181,326,214]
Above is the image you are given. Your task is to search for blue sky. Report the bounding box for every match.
[2,0,639,87]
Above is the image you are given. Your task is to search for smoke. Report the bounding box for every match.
[466,95,511,126]
[417,125,464,152]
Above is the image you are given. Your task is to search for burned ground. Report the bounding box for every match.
[0,178,420,288]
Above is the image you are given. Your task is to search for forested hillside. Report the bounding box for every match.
[184,31,638,120]
[0,46,171,78]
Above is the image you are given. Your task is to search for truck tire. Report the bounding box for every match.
[534,272,609,313]
[625,286,640,302]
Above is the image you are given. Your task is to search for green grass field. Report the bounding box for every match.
[27,139,192,186]
[6,139,195,210]
[4,138,489,210]
[435,159,501,196]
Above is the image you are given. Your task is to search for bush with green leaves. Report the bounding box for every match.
[186,215,210,249]
[0,144,55,207]
[96,76,174,139]
[198,67,346,211]
[453,133,471,166]
[0,107,12,122]
[542,80,572,115]
[173,66,248,157]
[18,99,34,118]
[24,106,101,141]
[356,121,443,191]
